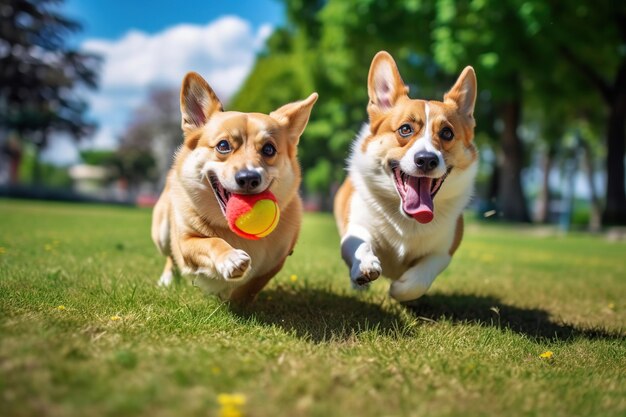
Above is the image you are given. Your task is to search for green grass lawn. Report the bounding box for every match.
[1,199,624,417]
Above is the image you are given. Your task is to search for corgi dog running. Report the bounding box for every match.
[334,51,478,302]
[152,72,317,303]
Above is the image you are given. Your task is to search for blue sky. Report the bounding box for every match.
[44,0,285,164]
[62,0,284,42]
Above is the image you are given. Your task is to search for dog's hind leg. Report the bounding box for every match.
[340,227,382,289]
[151,185,172,256]
[152,188,175,287]
[158,256,175,287]
[389,253,450,302]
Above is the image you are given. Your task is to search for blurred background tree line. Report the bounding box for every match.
[1,0,625,227]
[233,0,626,227]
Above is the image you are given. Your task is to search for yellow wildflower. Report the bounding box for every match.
[211,366,221,375]
[290,274,298,282]
[607,302,615,310]
[110,315,121,321]
[539,351,554,359]
[218,393,246,406]
[219,407,242,417]
[56,305,66,311]
[44,244,53,251]
[0,247,5,254]
[217,393,246,417]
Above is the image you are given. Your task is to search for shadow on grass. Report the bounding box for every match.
[406,293,625,342]
[232,287,408,343]
[234,288,624,344]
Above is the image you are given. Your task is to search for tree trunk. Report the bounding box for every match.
[32,143,43,185]
[559,149,577,232]
[487,159,499,203]
[497,101,530,222]
[3,135,23,184]
[479,159,500,219]
[602,90,626,225]
[580,137,602,232]
[535,145,555,223]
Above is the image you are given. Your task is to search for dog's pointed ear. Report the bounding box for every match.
[270,92,318,144]
[367,51,409,117]
[180,72,223,134]
[444,66,477,120]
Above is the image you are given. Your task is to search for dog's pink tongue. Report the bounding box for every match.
[403,176,434,223]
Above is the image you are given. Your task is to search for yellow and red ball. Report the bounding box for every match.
[225,190,280,240]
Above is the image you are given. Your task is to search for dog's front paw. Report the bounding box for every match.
[216,249,251,281]
[351,253,382,288]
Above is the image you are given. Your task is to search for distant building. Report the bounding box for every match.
[68,164,111,195]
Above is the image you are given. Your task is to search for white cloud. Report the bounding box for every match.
[76,16,271,152]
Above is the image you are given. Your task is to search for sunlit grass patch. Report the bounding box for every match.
[0,199,624,417]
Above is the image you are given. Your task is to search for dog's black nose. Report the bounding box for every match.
[414,151,439,172]
[235,169,262,192]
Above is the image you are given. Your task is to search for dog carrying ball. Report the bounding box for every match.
[225,190,280,240]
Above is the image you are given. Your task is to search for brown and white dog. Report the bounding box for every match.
[151,72,317,303]
[334,51,478,302]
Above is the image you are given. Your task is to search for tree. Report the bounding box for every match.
[233,0,448,207]
[114,86,181,194]
[428,0,569,222]
[0,0,100,183]
[424,0,626,224]
[532,1,626,225]
[237,0,533,216]
[237,0,625,223]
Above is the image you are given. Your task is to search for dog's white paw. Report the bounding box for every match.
[389,254,450,302]
[351,252,382,287]
[216,249,251,281]
[389,279,430,302]
[157,270,174,287]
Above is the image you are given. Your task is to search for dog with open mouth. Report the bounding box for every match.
[334,51,478,302]
[151,72,317,303]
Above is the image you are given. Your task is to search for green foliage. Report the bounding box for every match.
[17,145,72,187]
[79,150,117,166]
[78,148,157,187]
[234,0,447,194]
[107,149,158,185]
[304,158,332,192]
[235,0,625,222]
[231,54,310,113]
[0,200,625,416]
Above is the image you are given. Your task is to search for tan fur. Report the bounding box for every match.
[152,71,317,302]
[449,216,464,256]
[333,178,354,236]
[335,51,478,302]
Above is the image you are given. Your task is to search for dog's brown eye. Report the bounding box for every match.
[439,127,454,141]
[398,124,413,138]
[262,143,276,157]
[216,140,231,154]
